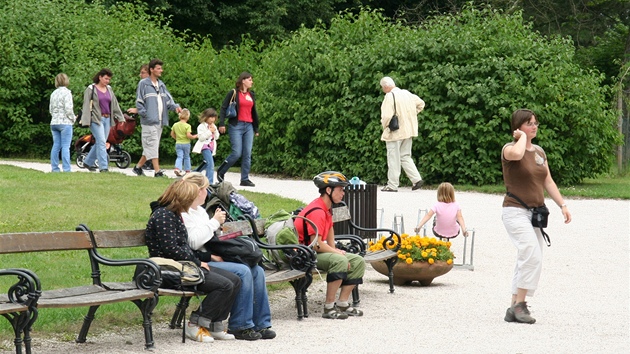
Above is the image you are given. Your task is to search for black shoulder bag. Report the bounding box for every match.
[506,192,551,247]
[388,93,399,131]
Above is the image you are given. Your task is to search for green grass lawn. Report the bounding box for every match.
[0,164,304,343]
[1,162,628,344]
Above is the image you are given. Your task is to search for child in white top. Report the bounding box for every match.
[414,182,468,239]
[192,108,220,183]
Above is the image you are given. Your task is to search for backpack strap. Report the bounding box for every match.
[301,207,323,246]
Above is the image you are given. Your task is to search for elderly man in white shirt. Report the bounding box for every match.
[379,76,425,192]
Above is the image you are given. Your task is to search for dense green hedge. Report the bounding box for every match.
[255,7,619,186]
[0,0,258,163]
[0,2,620,185]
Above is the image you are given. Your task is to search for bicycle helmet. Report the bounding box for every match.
[313,171,350,189]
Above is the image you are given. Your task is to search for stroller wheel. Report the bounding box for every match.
[76,153,100,169]
[76,153,87,168]
[116,151,131,169]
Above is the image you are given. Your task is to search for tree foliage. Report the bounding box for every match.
[254,7,619,185]
[0,2,620,185]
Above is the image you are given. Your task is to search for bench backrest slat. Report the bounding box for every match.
[91,230,146,248]
[332,206,352,223]
[0,231,93,254]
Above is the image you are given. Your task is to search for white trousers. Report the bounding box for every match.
[502,206,544,296]
[385,138,421,189]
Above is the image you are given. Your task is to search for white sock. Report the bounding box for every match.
[337,301,349,308]
[324,302,335,310]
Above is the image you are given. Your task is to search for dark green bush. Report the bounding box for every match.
[254,7,619,185]
[0,3,619,185]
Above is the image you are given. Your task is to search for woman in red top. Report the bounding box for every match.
[217,72,259,187]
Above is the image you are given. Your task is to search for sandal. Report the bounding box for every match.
[338,305,364,316]
[322,306,349,320]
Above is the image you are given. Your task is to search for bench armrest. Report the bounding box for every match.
[0,268,41,305]
[335,202,402,253]
[76,224,162,292]
[335,234,366,255]
[243,215,317,272]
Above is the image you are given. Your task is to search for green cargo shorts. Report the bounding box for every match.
[316,252,365,286]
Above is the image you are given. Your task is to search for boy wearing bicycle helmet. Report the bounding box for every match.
[295,171,365,319]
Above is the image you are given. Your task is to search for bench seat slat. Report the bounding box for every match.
[264,269,305,284]
[0,302,28,314]
[364,250,397,263]
[38,286,154,308]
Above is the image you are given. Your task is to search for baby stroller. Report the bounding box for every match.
[75,113,136,169]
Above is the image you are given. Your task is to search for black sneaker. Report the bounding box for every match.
[228,328,262,341]
[99,169,108,173]
[142,161,154,170]
[257,328,276,340]
[154,170,166,178]
[240,179,255,187]
[86,165,98,172]
[132,166,143,176]
[412,180,424,191]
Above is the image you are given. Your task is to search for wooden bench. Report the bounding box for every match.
[0,268,40,354]
[226,217,317,320]
[88,219,317,326]
[0,226,161,351]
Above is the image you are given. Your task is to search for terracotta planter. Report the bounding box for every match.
[371,260,453,286]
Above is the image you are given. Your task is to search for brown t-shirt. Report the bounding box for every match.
[501,142,548,208]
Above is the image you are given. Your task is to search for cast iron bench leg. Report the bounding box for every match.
[170,296,190,329]
[138,296,158,350]
[352,286,360,307]
[76,305,99,343]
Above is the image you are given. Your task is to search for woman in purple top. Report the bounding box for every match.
[414,182,468,239]
[79,68,125,172]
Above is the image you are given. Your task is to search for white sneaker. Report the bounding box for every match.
[211,330,236,340]
[185,323,214,342]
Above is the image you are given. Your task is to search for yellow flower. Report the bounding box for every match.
[447,259,453,265]
[370,233,454,264]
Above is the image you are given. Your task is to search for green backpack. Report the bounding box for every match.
[264,209,299,268]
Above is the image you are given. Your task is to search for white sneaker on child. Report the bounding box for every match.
[185,322,214,342]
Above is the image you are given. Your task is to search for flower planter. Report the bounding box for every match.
[371,260,453,286]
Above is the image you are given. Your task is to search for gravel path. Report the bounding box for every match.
[1,160,628,353]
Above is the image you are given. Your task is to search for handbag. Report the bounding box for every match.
[506,192,551,247]
[225,89,237,118]
[388,92,399,131]
[206,235,263,267]
[146,257,205,290]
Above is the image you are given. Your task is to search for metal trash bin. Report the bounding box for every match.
[334,183,378,239]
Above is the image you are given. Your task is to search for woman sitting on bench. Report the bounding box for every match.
[145,179,240,343]
[181,172,275,341]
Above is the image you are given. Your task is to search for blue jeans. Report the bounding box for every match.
[208,262,271,331]
[50,124,73,172]
[221,121,254,181]
[201,149,215,183]
[84,117,110,170]
[175,143,191,171]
